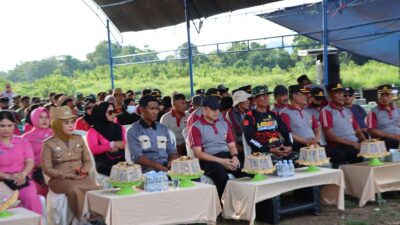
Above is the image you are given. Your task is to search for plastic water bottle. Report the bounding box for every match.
[162,172,169,191]
[155,173,162,191]
[283,160,289,177]
[276,161,283,177]
[289,160,295,176]
[146,172,156,192]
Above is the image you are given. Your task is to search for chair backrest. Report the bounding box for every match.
[242,133,252,157]
[182,127,195,158]
[125,140,133,163]
[168,129,177,148]
[319,124,327,146]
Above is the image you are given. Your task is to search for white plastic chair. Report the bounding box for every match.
[168,129,177,149]
[242,133,252,157]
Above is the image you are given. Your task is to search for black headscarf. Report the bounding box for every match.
[83,99,96,126]
[92,101,123,142]
[116,98,141,125]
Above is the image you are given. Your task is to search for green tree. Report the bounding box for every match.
[87,41,121,66]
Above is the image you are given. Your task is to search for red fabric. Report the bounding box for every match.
[311,115,319,129]
[189,126,202,148]
[280,113,291,131]
[14,127,21,135]
[226,125,235,144]
[74,117,90,131]
[171,110,185,128]
[352,115,360,130]
[367,111,377,129]
[320,109,333,129]
[187,112,200,128]
[24,123,33,133]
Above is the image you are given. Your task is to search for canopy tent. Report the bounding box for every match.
[91,0,279,95]
[260,0,400,67]
[93,0,278,32]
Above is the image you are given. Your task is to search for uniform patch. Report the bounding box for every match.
[243,120,249,126]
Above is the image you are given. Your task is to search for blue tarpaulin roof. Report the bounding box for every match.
[260,0,400,66]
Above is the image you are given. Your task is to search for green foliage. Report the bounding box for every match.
[344,219,370,225]
[1,38,398,97]
[8,60,399,98]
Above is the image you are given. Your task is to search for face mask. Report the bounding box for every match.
[126,105,138,114]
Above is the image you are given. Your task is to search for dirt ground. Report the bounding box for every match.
[217,192,400,225]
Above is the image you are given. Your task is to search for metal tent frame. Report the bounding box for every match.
[101,0,399,93]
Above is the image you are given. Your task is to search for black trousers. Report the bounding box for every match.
[382,138,400,150]
[200,152,248,198]
[95,154,125,176]
[292,142,306,152]
[326,144,364,168]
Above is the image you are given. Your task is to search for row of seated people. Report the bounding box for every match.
[1,83,399,223]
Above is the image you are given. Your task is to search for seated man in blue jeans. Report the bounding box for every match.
[189,96,247,198]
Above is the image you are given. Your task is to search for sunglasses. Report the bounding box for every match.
[344,94,353,97]
[107,110,116,115]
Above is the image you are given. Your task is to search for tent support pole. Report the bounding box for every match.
[107,19,115,90]
[322,0,329,86]
[184,0,194,97]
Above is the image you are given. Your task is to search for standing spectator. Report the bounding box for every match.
[1,84,15,104]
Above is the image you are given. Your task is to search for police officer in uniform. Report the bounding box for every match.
[367,84,400,149]
[281,85,321,151]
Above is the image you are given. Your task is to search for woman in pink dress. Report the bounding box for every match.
[0,111,42,215]
[23,107,53,196]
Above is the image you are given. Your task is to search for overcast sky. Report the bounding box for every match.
[0,0,319,72]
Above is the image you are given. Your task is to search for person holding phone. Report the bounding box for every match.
[42,106,99,218]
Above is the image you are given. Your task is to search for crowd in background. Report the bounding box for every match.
[0,74,399,222]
